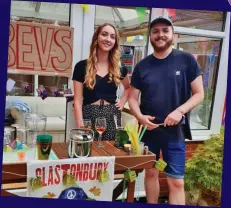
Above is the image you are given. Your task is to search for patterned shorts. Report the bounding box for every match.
[82,103,121,141]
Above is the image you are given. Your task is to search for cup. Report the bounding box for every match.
[115,127,129,148]
[83,119,92,129]
[131,142,145,155]
[17,150,26,161]
[139,142,145,154]
[36,134,52,160]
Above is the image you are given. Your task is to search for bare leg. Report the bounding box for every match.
[144,168,159,203]
[166,176,185,205]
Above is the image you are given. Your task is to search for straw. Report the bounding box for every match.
[130,130,139,148]
[125,123,142,155]
[139,125,147,141]
[135,123,139,138]
[125,125,136,147]
[126,129,135,147]
[138,125,143,137]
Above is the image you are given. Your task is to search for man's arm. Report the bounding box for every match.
[177,75,204,114]
[164,75,204,126]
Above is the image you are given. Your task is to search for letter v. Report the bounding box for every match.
[34,26,54,71]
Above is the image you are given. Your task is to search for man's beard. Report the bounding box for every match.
[151,37,173,53]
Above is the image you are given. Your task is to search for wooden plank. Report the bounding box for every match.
[92,142,111,156]
[2,163,27,184]
[114,154,155,171]
[52,142,156,171]
[60,142,69,152]
[1,189,18,197]
[101,141,128,157]
[114,174,124,179]
[127,181,136,202]
[2,182,27,190]
[52,143,66,159]
[90,148,100,157]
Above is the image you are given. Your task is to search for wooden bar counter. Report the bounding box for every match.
[2,141,156,202]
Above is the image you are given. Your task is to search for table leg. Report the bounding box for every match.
[126,181,136,202]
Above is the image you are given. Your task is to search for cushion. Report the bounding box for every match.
[46,117,66,131]
[60,116,66,120]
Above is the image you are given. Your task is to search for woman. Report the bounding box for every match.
[72,23,130,141]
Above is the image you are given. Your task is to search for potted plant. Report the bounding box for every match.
[184,127,224,206]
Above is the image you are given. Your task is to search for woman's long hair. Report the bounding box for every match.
[84,23,121,90]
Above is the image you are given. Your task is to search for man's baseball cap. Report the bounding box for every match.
[149,16,173,29]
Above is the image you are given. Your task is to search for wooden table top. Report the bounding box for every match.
[2,141,155,184]
[52,141,156,172]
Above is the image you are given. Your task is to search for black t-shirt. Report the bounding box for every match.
[72,59,128,105]
[130,49,203,141]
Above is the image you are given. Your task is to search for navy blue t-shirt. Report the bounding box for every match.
[130,49,203,141]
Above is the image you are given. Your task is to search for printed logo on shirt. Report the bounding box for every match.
[175,71,181,76]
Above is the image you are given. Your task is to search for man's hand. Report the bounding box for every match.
[137,115,159,130]
[164,109,182,127]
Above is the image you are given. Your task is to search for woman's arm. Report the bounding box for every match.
[73,80,84,128]
[115,75,130,110]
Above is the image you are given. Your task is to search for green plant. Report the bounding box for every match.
[184,126,224,206]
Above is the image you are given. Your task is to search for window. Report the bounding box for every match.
[38,76,68,97]
[175,35,222,129]
[6,74,34,96]
[158,8,225,31]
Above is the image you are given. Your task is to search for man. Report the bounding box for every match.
[128,16,204,205]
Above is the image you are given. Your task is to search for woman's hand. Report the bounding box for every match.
[73,80,84,129]
[115,99,126,110]
[116,74,130,111]
[76,119,84,128]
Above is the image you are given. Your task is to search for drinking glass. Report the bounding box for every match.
[83,119,92,129]
[95,117,106,148]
